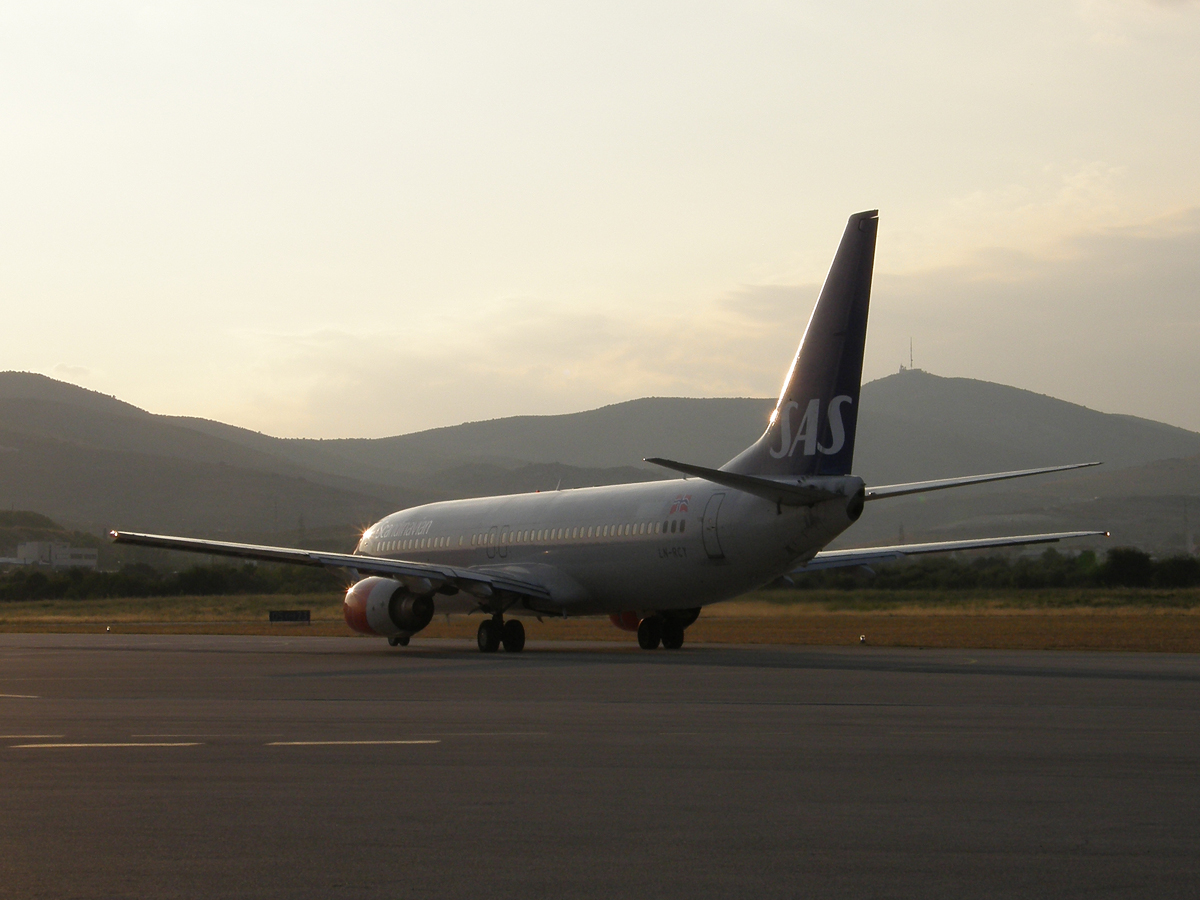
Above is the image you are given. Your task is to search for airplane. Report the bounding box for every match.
[111,210,1105,653]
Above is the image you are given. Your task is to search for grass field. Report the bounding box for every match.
[3,588,1200,652]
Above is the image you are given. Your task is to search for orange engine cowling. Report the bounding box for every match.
[344,577,435,638]
[609,611,641,632]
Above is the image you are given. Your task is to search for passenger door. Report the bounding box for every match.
[702,493,725,560]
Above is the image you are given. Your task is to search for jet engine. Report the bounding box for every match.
[343,577,435,638]
[608,611,641,632]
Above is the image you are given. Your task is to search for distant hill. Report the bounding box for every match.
[156,372,1200,483]
[2,369,1199,555]
[854,370,1200,483]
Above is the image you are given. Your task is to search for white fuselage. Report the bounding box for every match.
[355,476,863,617]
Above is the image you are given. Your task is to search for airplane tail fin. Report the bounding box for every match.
[723,209,878,478]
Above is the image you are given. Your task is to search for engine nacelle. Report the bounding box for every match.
[609,611,641,632]
[343,577,435,638]
[609,608,700,632]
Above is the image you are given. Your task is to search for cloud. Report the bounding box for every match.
[871,207,1200,429]
[207,208,1200,439]
[53,363,91,379]
[224,285,822,438]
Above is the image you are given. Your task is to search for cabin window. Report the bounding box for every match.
[670,520,677,533]
[586,527,593,538]
[679,521,686,533]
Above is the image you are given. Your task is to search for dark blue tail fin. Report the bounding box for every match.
[723,210,877,478]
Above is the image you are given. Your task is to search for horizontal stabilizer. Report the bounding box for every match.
[865,462,1101,501]
[108,530,553,602]
[794,530,1108,572]
[643,457,850,506]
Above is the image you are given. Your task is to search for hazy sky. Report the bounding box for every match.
[3,1,1198,438]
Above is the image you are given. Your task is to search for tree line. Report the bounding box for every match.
[787,548,1200,590]
[0,562,344,602]
[1,547,1197,602]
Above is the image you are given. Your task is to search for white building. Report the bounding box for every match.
[14,542,99,570]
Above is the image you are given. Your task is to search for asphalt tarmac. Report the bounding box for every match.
[2,633,1198,900]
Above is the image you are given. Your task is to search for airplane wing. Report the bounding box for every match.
[794,530,1108,572]
[645,458,1100,507]
[865,462,1100,500]
[108,530,554,603]
[643,457,845,506]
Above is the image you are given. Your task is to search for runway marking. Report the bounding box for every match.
[130,733,266,738]
[0,734,64,739]
[266,740,441,747]
[423,732,548,737]
[11,741,201,748]
[0,693,39,699]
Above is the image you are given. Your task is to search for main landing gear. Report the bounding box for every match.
[387,635,409,647]
[637,615,685,650]
[477,615,525,653]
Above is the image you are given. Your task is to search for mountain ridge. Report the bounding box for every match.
[2,369,1198,554]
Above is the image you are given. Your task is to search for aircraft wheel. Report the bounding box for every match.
[661,620,685,650]
[637,616,663,650]
[387,635,409,647]
[502,619,526,653]
[477,619,501,653]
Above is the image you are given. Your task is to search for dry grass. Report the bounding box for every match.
[3,590,1200,652]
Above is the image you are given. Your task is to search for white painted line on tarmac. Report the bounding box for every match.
[0,734,64,739]
[421,732,548,737]
[266,740,441,746]
[10,742,202,749]
[0,693,39,699]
